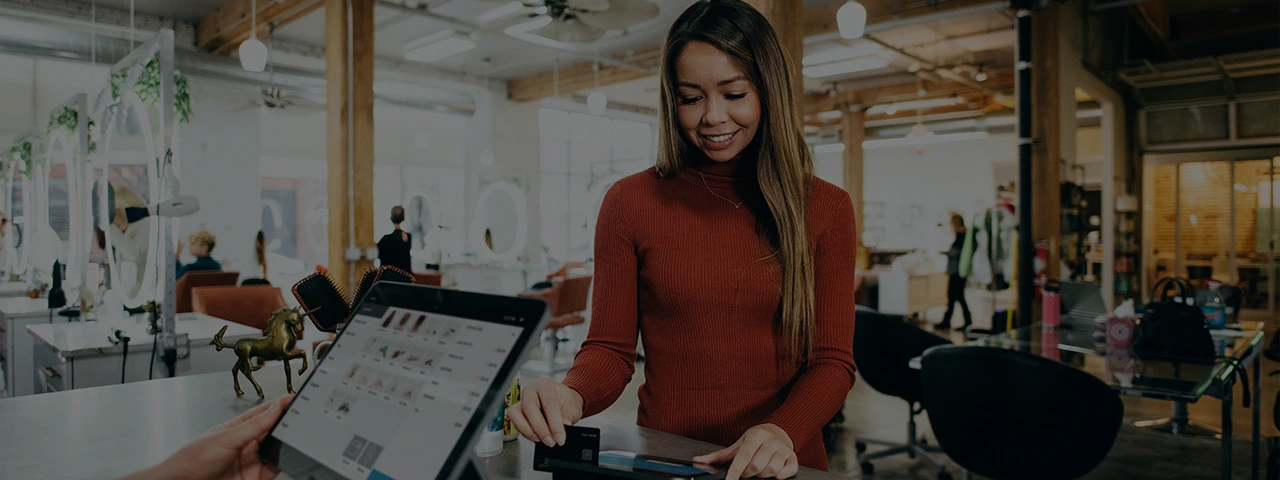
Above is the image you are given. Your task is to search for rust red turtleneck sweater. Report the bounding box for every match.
[561,165,858,470]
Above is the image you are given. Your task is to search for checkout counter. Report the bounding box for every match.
[0,373,845,480]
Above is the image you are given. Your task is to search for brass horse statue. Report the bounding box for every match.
[211,306,316,398]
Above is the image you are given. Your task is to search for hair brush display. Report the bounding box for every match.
[293,272,351,333]
[293,266,416,333]
[210,306,316,398]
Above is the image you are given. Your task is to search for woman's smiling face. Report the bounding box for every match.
[674,41,761,164]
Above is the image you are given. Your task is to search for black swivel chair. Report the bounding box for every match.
[920,346,1124,480]
[852,310,954,479]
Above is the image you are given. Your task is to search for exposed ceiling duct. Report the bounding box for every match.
[1119,48,1280,105]
[0,0,483,116]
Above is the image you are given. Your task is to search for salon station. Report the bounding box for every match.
[0,0,1277,479]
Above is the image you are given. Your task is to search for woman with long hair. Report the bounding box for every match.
[254,230,268,279]
[939,213,972,329]
[508,2,858,478]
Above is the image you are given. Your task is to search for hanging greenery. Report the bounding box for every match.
[46,107,98,157]
[9,141,33,177]
[108,54,192,124]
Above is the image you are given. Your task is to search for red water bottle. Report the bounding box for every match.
[1042,281,1061,329]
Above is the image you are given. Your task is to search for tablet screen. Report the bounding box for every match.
[265,296,529,480]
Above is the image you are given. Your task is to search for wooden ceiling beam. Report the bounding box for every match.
[197,0,324,54]
[804,70,1014,115]
[803,0,1005,40]
[507,49,661,102]
[509,0,1007,103]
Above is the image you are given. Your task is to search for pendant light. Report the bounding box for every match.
[837,1,867,39]
[239,0,269,72]
[587,58,607,116]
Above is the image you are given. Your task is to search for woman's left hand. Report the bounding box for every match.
[121,395,292,480]
[693,423,798,480]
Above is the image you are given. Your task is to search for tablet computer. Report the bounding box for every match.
[260,282,549,480]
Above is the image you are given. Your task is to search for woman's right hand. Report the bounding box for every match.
[506,377,584,447]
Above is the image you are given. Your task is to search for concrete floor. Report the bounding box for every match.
[523,288,1277,479]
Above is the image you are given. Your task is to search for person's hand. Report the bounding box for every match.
[121,395,292,480]
[113,208,128,230]
[506,377,584,447]
[693,423,798,480]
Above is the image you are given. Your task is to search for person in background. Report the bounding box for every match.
[938,213,972,330]
[176,230,222,279]
[377,206,412,272]
[507,2,858,479]
[117,395,292,480]
[255,231,269,279]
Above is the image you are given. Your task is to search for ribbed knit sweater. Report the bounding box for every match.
[561,164,858,470]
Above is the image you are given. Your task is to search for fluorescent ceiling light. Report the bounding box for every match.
[505,15,553,35]
[863,131,989,150]
[477,1,525,23]
[866,97,963,115]
[803,57,888,78]
[813,143,846,154]
[802,42,880,66]
[403,30,476,63]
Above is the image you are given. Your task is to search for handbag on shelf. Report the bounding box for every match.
[1133,277,1215,362]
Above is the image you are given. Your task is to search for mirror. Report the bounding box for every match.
[95,90,164,306]
[471,181,527,264]
[4,150,29,279]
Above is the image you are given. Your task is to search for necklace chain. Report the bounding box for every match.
[698,170,746,208]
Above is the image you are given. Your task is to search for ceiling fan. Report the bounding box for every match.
[482,0,660,43]
[238,28,325,115]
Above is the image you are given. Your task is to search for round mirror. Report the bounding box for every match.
[44,129,89,290]
[471,181,527,264]
[95,91,164,306]
[3,159,27,279]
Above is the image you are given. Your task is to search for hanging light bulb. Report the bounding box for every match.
[587,60,607,116]
[240,0,268,72]
[974,65,988,82]
[885,104,898,115]
[838,1,868,39]
[587,91,607,116]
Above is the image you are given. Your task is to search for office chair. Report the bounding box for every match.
[920,346,1123,480]
[852,310,954,479]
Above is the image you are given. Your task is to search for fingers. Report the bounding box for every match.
[779,455,799,479]
[725,433,767,480]
[220,396,287,446]
[742,443,782,479]
[211,397,280,432]
[757,448,794,478]
[542,387,567,446]
[519,389,555,447]
[692,441,739,466]
[505,403,535,443]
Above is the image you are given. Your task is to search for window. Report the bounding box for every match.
[539,108,655,268]
[374,165,466,264]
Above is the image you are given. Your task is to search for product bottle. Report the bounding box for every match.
[1202,283,1227,330]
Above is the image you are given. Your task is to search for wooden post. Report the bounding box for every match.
[1030,3,1062,317]
[326,0,376,291]
[745,0,804,98]
[841,108,868,269]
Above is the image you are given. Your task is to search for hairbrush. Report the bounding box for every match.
[376,266,414,285]
[351,267,381,307]
[292,273,351,332]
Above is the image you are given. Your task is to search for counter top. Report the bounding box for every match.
[26,313,262,358]
[0,296,55,317]
[0,373,846,480]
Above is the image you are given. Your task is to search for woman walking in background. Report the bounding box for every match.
[938,213,972,330]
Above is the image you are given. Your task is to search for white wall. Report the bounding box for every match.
[178,80,262,274]
[863,134,1013,252]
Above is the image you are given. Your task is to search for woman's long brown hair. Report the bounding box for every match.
[655,0,815,365]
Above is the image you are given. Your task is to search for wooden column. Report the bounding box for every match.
[326,0,376,291]
[745,0,804,98]
[842,108,868,269]
[1031,3,1062,285]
